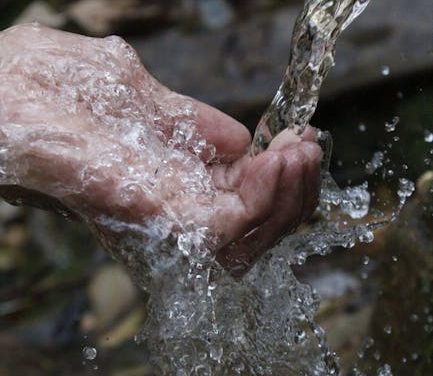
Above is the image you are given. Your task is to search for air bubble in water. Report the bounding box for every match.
[294,329,307,344]
[82,346,97,360]
[210,346,223,362]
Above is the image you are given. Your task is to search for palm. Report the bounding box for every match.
[0,24,322,273]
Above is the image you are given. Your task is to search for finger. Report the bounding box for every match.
[300,125,319,142]
[210,125,319,191]
[299,141,322,220]
[267,129,301,151]
[211,151,283,244]
[217,146,305,273]
[217,141,322,275]
[195,101,251,163]
[267,125,318,152]
[210,152,251,191]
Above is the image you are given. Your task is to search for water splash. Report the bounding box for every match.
[82,346,98,361]
[0,12,416,376]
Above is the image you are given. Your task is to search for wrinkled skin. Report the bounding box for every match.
[0,24,322,273]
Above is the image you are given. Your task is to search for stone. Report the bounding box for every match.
[86,263,139,332]
[13,1,66,29]
[356,172,433,375]
[67,0,144,36]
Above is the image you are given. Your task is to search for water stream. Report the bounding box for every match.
[0,1,418,375]
[124,1,416,374]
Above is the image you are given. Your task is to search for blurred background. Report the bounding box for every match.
[0,0,432,375]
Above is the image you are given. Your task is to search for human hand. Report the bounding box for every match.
[0,24,322,274]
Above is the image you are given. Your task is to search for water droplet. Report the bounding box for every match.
[365,151,384,174]
[82,346,97,360]
[210,346,223,362]
[294,330,307,344]
[384,324,392,335]
[377,363,393,376]
[362,255,370,265]
[381,65,390,76]
[341,183,370,219]
[364,337,374,348]
[397,178,415,200]
[358,123,367,132]
[359,230,374,244]
[410,314,419,322]
[391,255,398,262]
[373,350,381,361]
[424,130,433,143]
[385,116,399,132]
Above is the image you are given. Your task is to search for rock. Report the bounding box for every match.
[85,263,139,332]
[67,0,175,36]
[356,174,433,375]
[417,170,433,202]
[1,224,27,249]
[13,1,66,28]
[128,0,432,120]
[98,307,144,348]
[67,0,138,36]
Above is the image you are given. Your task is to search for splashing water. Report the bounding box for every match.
[0,4,416,375]
[82,346,98,361]
[128,0,413,374]
[130,0,417,373]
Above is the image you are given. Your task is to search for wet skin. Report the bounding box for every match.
[0,24,322,274]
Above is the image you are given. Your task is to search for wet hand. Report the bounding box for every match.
[0,24,322,273]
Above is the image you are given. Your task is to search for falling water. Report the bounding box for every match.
[0,1,417,374]
[104,0,415,374]
[251,0,371,155]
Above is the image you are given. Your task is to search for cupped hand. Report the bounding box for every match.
[0,24,322,273]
